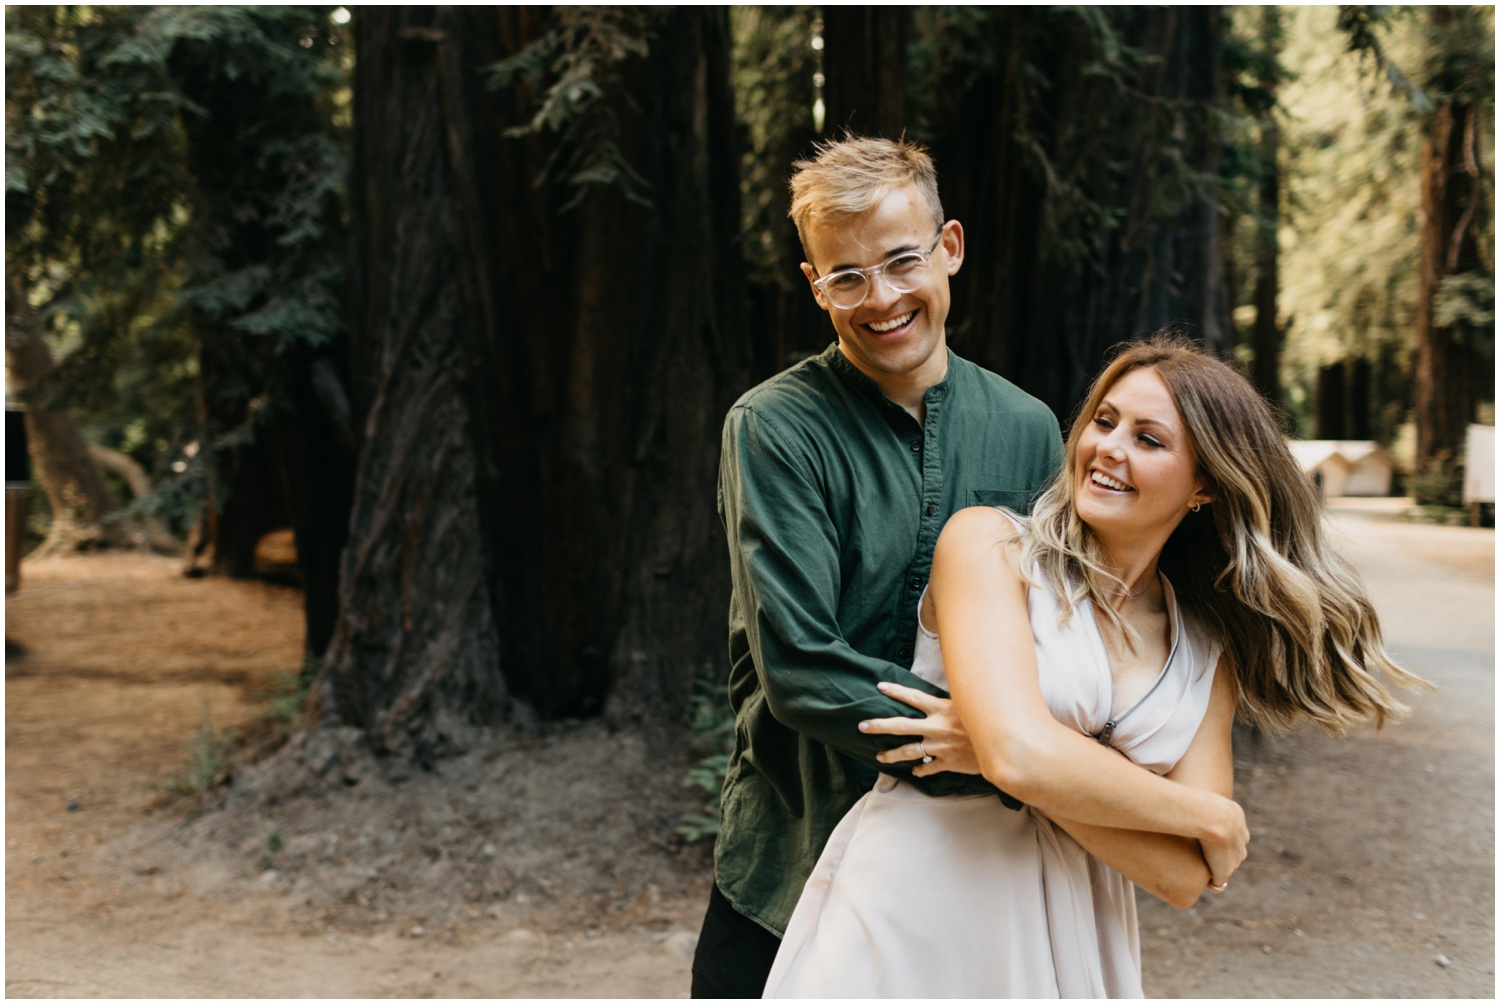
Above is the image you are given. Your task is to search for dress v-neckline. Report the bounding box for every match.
[1080,573,1182,746]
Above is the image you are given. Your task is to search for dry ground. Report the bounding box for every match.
[4,498,1494,997]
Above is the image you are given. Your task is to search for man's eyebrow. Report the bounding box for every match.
[828,241,924,273]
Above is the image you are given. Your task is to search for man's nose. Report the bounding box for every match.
[867,272,903,310]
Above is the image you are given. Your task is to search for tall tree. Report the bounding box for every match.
[912,7,1231,418]
[821,7,908,138]
[315,7,750,761]
[731,6,824,378]
[1412,5,1494,476]
[155,6,352,654]
[6,7,353,652]
[1248,7,1284,404]
[5,6,185,553]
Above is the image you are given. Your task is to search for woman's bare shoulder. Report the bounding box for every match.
[939,505,1025,545]
[935,506,1025,572]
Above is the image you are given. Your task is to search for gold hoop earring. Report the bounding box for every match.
[1189,500,1202,513]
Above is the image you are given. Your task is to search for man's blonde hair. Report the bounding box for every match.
[788,135,944,267]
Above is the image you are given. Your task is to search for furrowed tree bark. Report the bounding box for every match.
[317,7,511,761]
[318,7,749,757]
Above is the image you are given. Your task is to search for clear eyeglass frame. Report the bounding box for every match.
[811,228,946,310]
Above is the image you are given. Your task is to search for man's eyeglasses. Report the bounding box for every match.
[811,230,945,310]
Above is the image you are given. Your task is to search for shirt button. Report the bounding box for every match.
[910,575,923,589]
[925,503,936,517]
[898,644,912,660]
[910,441,921,452]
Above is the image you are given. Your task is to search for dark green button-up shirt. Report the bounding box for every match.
[715,342,1063,936]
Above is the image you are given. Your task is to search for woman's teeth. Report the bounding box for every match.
[1092,472,1132,491]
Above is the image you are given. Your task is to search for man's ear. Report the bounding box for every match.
[942,220,965,276]
[801,261,831,312]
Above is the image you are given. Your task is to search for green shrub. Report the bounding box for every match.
[1409,452,1465,507]
[677,674,736,843]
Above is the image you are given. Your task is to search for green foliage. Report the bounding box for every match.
[676,674,736,844]
[160,719,238,815]
[487,7,664,209]
[1408,451,1466,507]
[256,660,316,736]
[730,6,818,288]
[909,8,1224,274]
[1434,270,1496,333]
[1336,5,1435,112]
[260,822,285,871]
[1277,6,1426,440]
[1277,5,1494,445]
[5,5,349,527]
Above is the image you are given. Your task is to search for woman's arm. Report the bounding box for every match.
[924,507,1247,854]
[1045,656,1241,908]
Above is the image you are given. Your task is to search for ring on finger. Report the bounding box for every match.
[1209,880,1228,892]
[919,740,934,764]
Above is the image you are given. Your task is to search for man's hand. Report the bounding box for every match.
[858,681,983,777]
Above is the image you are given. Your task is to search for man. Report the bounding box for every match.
[691,135,1063,998]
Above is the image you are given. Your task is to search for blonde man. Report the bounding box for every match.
[691,135,1062,997]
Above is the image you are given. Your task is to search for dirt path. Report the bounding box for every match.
[1141,499,1495,998]
[5,553,710,998]
[4,499,1493,997]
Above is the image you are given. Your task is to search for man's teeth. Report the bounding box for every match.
[867,311,914,333]
[1092,472,1132,491]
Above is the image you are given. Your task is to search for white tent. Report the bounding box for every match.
[1286,440,1395,497]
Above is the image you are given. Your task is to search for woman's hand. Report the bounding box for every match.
[1199,798,1250,891]
[859,682,983,776]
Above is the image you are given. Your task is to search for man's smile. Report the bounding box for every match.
[865,310,916,334]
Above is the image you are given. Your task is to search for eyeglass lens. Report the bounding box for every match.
[823,252,931,308]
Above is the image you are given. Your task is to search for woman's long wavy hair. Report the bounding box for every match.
[1019,333,1429,735]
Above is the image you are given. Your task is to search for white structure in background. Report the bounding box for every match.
[1287,440,1396,497]
[1462,424,1494,514]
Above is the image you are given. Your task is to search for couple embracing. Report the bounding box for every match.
[690,136,1422,999]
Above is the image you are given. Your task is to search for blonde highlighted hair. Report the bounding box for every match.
[1019,333,1428,736]
[788,134,944,268]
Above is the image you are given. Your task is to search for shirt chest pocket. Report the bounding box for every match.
[967,488,1034,512]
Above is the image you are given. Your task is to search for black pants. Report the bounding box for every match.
[690,882,782,998]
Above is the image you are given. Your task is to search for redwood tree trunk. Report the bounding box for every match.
[318,7,513,761]
[821,7,908,138]
[1249,5,1283,404]
[1415,96,1483,470]
[318,7,750,758]
[928,7,1228,418]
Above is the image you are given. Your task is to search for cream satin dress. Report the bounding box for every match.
[763,560,1220,999]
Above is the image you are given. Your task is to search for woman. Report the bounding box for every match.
[763,335,1426,999]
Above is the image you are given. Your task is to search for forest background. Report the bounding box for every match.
[6,6,1494,778]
